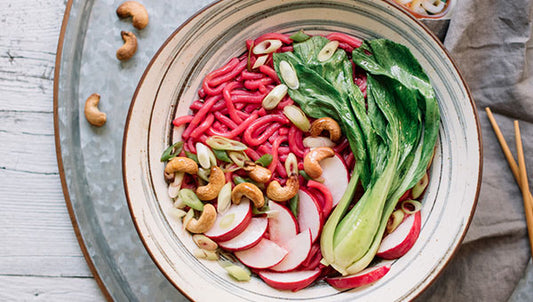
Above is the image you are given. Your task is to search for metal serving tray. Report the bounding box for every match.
[53,0,449,300]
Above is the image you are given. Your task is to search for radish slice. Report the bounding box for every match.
[270,229,312,272]
[205,199,252,242]
[321,153,349,206]
[259,269,321,292]
[218,217,268,251]
[325,263,391,289]
[234,238,287,269]
[377,211,421,259]
[297,189,322,243]
[268,201,298,245]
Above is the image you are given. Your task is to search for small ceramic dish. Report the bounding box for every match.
[394,0,452,19]
[123,0,481,301]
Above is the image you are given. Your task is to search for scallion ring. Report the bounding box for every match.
[160,141,184,162]
[285,153,298,176]
[255,154,273,167]
[217,182,232,214]
[206,136,248,151]
[228,151,249,168]
[317,40,339,62]
[283,105,311,132]
[386,209,405,234]
[179,189,204,211]
[401,199,422,215]
[279,60,299,89]
[196,142,212,169]
[253,39,282,55]
[289,30,310,43]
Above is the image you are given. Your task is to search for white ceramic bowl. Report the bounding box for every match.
[123,0,482,301]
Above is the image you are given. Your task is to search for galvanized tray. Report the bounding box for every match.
[53,0,449,301]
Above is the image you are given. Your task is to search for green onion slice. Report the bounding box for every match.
[185,151,198,163]
[160,141,184,162]
[288,193,299,218]
[228,151,249,168]
[213,149,232,163]
[252,198,270,215]
[401,199,422,215]
[283,105,310,132]
[285,153,298,176]
[255,154,273,167]
[289,30,311,43]
[206,136,248,151]
[299,170,312,181]
[179,189,204,211]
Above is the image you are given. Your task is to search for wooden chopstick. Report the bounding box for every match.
[485,107,533,212]
[514,121,533,257]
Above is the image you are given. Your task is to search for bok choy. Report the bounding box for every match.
[273,36,440,275]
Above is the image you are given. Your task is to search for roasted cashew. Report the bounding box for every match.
[231,182,265,208]
[303,147,335,179]
[266,174,299,202]
[84,93,106,127]
[243,161,272,183]
[116,1,149,30]
[164,157,198,180]
[116,31,137,61]
[196,166,225,201]
[309,117,341,142]
[186,204,217,233]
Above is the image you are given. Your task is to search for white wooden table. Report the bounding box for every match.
[0,0,105,300]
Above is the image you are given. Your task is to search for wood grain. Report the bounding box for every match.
[0,275,100,301]
[0,0,104,300]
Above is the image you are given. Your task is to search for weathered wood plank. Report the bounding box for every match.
[0,275,104,301]
[0,111,58,174]
[0,168,93,277]
[0,0,105,299]
[0,0,64,113]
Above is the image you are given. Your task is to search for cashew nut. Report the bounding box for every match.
[116,31,138,61]
[231,182,265,208]
[186,204,217,233]
[84,93,106,127]
[243,161,272,183]
[266,174,299,202]
[303,147,335,179]
[309,117,342,142]
[116,1,149,30]
[195,166,225,201]
[164,157,198,178]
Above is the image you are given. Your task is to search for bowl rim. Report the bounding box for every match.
[122,0,483,300]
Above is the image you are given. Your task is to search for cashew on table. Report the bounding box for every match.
[116,31,137,61]
[116,1,149,30]
[84,93,106,127]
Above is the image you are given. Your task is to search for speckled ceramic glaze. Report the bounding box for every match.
[123,0,482,301]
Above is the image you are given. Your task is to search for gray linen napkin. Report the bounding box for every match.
[416,0,533,301]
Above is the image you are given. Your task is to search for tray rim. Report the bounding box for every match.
[53,0,113,301]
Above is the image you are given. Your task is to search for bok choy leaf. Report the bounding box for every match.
[273,36,440,275]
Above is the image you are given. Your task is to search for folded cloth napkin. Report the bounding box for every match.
[417,0,533,301]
